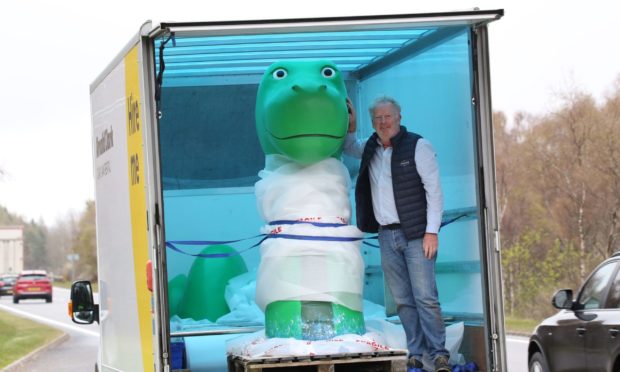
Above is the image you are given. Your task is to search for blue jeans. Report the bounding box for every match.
[378,227,449,360]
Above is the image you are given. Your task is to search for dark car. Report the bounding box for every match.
[12,270,53,303]
[0,274,18,296]
[528,252,620,372]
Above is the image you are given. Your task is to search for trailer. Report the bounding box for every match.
[72,8,506,372]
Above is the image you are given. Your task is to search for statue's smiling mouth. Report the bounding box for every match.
[268,130,345,140]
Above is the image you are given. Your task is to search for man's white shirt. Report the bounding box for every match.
[343,132,443,234]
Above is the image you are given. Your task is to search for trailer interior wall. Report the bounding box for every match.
[347,27,489,367]
[151,12,502,371]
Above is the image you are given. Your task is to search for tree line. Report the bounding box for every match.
[496,77,620,319]
[0,201,96,281]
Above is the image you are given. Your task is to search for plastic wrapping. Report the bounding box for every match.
[173,274,466,367]
[254,156,364,311]
[255,155,354,224]
[216,270,264,326]
[225,319,465,360]
[170,315,214,332]
[255,226,364,311]
[226,329,394,358]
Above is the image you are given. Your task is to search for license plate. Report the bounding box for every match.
[28,287,40,291]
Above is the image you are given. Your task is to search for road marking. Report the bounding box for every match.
[0,303,99,337]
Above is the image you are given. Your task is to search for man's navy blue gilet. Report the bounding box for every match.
[354,126,427,240]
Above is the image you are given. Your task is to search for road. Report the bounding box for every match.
[507,335,529,372]
[0,288,530,371]
[0,287,99,372]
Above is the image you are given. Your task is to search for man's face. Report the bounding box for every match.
[371,103,401,146]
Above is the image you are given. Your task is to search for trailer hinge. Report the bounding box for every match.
[154,203,162,253]
[490,332,500,372]
[162,355,170,372]
[494,230,500,252]
[155,223,162,252]
[470,28,479,109]
[155,31,176,120]
[154,202,161,225]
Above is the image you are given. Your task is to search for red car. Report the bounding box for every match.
[13,270,53,303]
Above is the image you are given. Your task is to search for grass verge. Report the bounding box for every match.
[0,309,64,369]
[505,316,540,335]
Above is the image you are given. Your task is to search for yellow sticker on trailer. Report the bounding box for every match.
[125,45,154,371]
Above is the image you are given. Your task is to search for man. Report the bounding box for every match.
[343,96,451,372]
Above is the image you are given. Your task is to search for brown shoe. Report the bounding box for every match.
[434,355,452,372]
[407,356,424,369]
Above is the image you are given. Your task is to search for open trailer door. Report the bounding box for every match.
[138,9,505,371]
[89,21,166,371]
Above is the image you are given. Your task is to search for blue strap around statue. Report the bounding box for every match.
[440,213,469,228]
[269,220,348,227]
[166,235,268,258]
[166,231,365,258]
[166,213,470,258]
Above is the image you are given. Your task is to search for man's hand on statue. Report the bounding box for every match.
[423,233,438,259]
[346,97,357,133]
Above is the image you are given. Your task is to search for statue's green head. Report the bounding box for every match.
[256,60,348,164]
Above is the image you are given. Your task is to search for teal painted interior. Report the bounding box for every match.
[157,24,484,341]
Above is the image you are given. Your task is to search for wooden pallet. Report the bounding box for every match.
[227,350,408,372]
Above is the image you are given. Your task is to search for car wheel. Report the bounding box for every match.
[46,296,52,303]
[529,351,549,372]
[13,296,18,304]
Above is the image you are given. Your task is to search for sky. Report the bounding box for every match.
[0,0,619,226]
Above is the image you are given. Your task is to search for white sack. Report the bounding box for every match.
[226,320,465,362]
[226,330,396,358]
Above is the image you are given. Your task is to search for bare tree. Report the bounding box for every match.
[525,92,600,281]
[46,211,79,279]
[592,77,620,257]
[72,200,97,281]
[497,79,620,319]
[494,111,542,245]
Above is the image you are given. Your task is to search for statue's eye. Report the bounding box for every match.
[321,67,336,78]
[272,68,287,79]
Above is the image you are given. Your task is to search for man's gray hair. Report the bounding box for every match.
[368,96,401,116]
